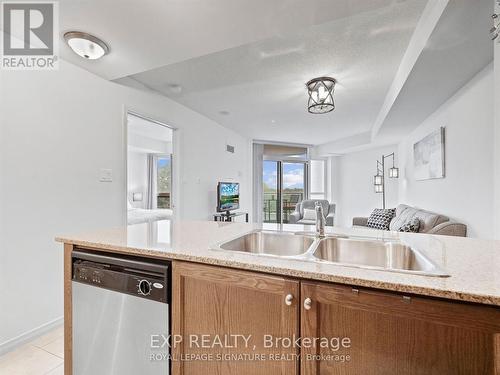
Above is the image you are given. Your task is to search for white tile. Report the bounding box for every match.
[0,344,62,375]
[44,364,64,375]
[31,326,64,349]
[41,336,64,359]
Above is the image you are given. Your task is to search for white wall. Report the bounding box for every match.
[127,151,148,208]
[398,64,494,238]
[333,145,399,228]
[0,60,250,351]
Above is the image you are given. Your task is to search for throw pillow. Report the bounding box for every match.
[303,208,316,221]
[398,217,420,233]
[366,208,396,230]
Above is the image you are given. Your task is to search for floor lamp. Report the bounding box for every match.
[374,152,399,209]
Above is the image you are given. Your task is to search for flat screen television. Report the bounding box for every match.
[217,182,240,213]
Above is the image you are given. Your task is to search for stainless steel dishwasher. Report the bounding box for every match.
[72,249,170,375]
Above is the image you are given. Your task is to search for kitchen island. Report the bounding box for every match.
[57,220,500,375]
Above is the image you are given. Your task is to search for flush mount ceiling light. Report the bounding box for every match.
[64,31,109,60]
[306,77,336,114]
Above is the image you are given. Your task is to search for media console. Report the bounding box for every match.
[213,211,249,222]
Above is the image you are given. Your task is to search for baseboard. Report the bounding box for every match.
[0,316,63,356]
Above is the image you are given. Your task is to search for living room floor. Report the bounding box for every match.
[0,326,64,374]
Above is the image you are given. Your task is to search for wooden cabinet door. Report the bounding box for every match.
[301,281,500,375]
[172,261,300,375]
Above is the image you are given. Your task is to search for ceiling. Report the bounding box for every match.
[315,0,494,154]
[128,113,173,141]
[60,0,494,152]
[117,0,427,145]
[127,113,173,154]
[58,0,402,80]
[374,0,494,144]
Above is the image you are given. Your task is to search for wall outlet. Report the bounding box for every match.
[99,169,113,182]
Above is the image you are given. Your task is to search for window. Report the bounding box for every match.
[256,143,310,224]
[309,159,326,200]
[262,160,307,224]
[157,155,172,208]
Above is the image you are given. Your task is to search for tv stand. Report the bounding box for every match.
[213,211,249,223]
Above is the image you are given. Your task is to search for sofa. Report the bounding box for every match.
[289,199,335,226]
[352,204,467,237]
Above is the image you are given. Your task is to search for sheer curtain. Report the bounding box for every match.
[146,154,158,209]
[252,143,264,223]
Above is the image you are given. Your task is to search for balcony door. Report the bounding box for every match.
[263,160,307,224]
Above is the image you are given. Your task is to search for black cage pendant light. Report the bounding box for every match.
[306,77,336,114]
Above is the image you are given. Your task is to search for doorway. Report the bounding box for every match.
[263,160,307,224]
[126,112,175,225]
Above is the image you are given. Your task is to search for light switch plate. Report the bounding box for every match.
[99,169,113,182]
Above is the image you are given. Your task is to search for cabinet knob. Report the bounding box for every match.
[304,297,312,310]
[285,294,294,306]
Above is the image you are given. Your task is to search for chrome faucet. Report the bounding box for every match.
[315,201,325,238]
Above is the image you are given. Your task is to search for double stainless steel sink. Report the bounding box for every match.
[215,230,449,277]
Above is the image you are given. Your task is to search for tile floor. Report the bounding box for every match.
[0,326,64,375]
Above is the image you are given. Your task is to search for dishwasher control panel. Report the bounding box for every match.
[72,251,169,303]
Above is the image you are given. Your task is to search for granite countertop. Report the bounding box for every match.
[56,220,500,307]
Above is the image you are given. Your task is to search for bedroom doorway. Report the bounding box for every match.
[126,112,175,225]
